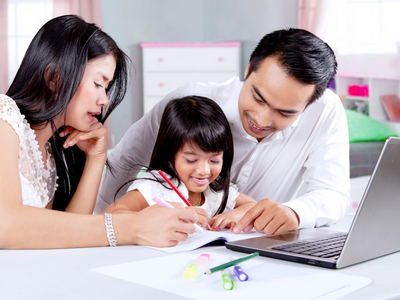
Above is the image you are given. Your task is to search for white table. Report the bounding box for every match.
[1,214,399,300]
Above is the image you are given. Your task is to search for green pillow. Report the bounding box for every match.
[345,109,398,143]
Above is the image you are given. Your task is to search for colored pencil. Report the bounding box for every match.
[204,252,259,275]
[158,169,212,230]
[158,170,192,207]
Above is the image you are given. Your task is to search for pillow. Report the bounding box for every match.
[345,109,398,143]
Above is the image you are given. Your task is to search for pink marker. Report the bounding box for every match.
[152,196,203,234]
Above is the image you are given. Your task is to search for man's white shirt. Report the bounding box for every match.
[96,77,350,228]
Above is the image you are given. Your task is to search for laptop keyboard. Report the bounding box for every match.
[272,233,348,260]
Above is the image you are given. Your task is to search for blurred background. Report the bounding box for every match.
[1,0,400,148]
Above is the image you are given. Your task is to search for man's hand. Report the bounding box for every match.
[232,198,299,235]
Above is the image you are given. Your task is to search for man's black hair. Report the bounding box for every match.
[246,28,337,105]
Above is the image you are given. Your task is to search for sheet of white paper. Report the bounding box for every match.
[148,229,265,253]
[91,252,371,300]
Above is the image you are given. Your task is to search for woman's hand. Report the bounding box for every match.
[59,120,107,161]
[185,206,209,228]
[113,204,199,247]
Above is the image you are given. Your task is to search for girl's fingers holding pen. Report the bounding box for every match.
[196,215,208,227]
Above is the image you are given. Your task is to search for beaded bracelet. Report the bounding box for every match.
[104,213,117,247]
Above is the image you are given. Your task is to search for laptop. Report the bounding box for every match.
[226,136,400,269]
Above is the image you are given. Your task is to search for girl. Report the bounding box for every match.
[105,95,256,230]
[0,15,197,249]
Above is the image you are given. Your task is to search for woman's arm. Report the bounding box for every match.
[59,122,108,214]
[0,120,198,249]
[208,193,256,230]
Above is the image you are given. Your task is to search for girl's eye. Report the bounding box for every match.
[211,160,221,165]
[94,82,103,88]
[186,159,196,164]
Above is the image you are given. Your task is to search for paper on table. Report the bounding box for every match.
[91,252,372,300]
[148,229,266,253]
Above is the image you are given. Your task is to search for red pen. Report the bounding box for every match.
[158,170,212,230]
[158,170,192,206]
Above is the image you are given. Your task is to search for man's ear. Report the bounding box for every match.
[244,63,250,80]
[44,63,61,92]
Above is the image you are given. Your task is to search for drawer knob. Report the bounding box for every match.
[158,82,165,87]
[217,57,224,62]
[158,57,164,62]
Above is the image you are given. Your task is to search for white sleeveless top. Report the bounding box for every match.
[126,170,239,218]
[0,94,57,208]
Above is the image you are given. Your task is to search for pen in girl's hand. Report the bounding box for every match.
[158,170,212,230]
[158,170,192,206]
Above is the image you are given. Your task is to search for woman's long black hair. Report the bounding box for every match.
[6,15,130,211]
[119,95,234,217]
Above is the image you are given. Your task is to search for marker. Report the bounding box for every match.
[158,170,212,230]
[230,258,249,281]
[152,196,203,233]
[183,254,210,279]
[221,269,234,290]
[204,252,259,275]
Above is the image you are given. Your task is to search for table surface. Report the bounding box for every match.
[1,214,399,300]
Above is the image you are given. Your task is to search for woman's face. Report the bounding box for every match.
[65,55,116,131]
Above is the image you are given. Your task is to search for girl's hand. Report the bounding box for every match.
[208,210,238,231]
[185,206,209,228]
[59,121,107,161]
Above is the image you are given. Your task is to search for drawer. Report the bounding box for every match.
[143,71,239,97]
[143,47,240,72]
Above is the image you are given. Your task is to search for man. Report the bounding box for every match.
[96,28,350,235]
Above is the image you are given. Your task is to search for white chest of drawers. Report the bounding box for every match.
[141,42,241,114]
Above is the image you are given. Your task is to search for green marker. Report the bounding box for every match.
[221,269,234,290]
[204,252,259,275]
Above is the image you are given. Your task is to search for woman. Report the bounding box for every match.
[0,15,197,249]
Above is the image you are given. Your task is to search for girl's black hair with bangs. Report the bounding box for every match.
[7,15,131,211]
[148,95,234,216]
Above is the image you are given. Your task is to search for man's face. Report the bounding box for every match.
[238,57,315,142]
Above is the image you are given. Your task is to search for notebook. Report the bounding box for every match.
[149,229,265,253]
[226,136,400,269]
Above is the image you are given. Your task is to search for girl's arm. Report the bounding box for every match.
[208,193,256,230]
[104,189,150,213]
[0,120,198,249]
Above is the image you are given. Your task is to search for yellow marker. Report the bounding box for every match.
[183,254,210,279]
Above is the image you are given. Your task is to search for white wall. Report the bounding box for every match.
[100,0,298,145]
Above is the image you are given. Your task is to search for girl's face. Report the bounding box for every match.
[174,143,224,193]
[65,55,116,131]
